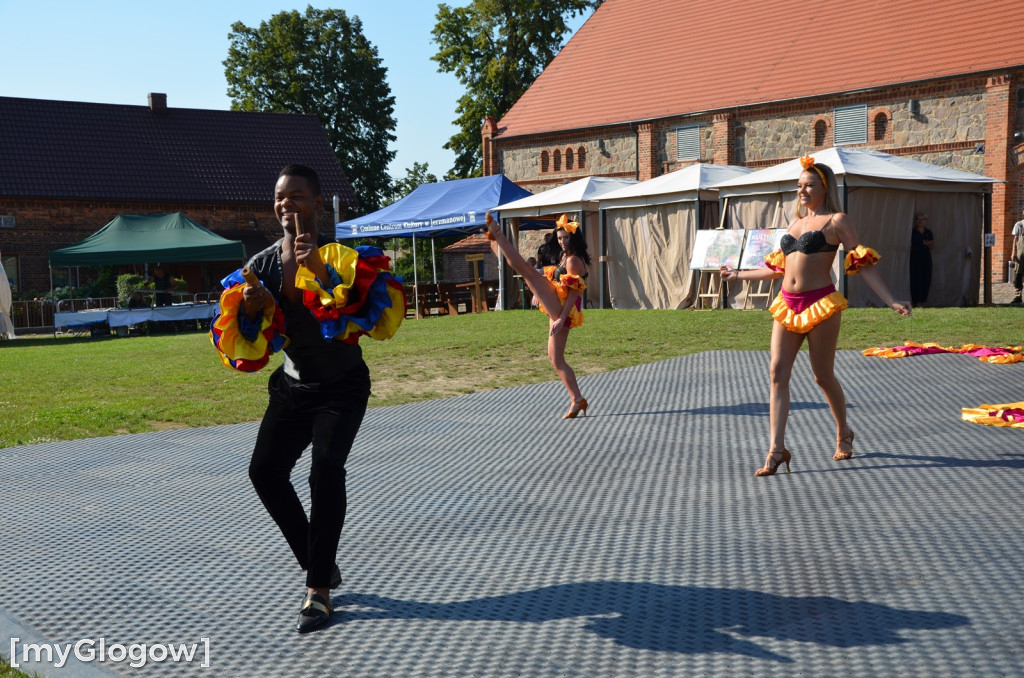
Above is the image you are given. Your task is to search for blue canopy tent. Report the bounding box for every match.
[336,175,533,315]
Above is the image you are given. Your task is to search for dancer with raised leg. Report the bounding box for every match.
[485,212,591,419]
[720,155,911,476]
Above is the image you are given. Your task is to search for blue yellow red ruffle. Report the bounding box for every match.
[961,401,1024,428]
[863,341,1023,364]
[844,245,880,274]
[210,270,288,372]
[295,243,405,344]
[538,267,586,328]
[768,290,848,333]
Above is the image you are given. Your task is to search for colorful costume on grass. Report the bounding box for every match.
[961,401,1024,428]
[863,341,1023,364]
[763,244,879,333]
[539,264,586,328]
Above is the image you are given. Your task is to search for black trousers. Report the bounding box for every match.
[248,362,370,588]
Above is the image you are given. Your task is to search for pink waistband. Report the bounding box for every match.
[781,284,836,314]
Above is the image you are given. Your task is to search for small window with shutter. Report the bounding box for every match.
[675,125,701,161]
[833,105,867,145]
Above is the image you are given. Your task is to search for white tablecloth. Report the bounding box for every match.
[55,304,217,331]
[54,309,113,330]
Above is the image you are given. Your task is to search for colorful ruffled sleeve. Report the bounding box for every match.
[558,273,586,293]
[295,243,406,344]
[844,245,880,275]
[763,248,785,273]
[209,269,289,372]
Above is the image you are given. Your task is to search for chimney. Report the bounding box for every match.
[148,93,167,112]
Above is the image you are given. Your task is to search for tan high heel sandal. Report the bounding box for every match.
[563,398,589,419]
[755,448,791,476]
[834,430,855,460]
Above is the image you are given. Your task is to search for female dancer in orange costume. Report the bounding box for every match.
[720,155,911,476]
[485,211,591,419]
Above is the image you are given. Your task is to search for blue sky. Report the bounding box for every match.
[0,1,590,180]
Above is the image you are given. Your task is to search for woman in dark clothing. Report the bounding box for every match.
[909,211,934,306]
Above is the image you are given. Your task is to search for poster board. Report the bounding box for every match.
[739,229,788,270]
[688,229,744,270]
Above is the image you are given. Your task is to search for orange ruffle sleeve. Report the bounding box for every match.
[763,248,785,273]
[844,245,880,275]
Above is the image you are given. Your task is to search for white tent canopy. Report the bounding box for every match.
[714,148,999,308]
[599,164,754,309]
[494,176,638,309]
[714,147,997,195]
[598,163,753,209]
[495,176,638,218]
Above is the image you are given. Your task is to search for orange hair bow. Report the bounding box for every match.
[799,154,827,187]
[556,214,579,234]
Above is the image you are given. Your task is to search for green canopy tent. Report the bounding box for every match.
[50,212,245,266]
[48,212,246,303]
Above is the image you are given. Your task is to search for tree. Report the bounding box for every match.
[224,6,397,214]
[432,0,601,179]
[384,161,438,207]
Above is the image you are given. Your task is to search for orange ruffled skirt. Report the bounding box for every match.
[768,286,848,333]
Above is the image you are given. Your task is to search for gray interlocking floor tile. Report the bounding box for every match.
[2,350,1023,676]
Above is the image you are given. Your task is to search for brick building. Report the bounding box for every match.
[0,93,356,295]
[482,0,1024,282]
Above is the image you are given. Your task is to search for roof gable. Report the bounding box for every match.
[496,0,1024,138]
[0,95,356,205]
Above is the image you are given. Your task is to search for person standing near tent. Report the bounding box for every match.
[909,212,934,306]
[1010,208,1024,305]
[210,163,404,633]
[719,155,910,476]
[485,211,591,419]
[151,264,174,306]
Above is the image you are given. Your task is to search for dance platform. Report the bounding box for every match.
[1,350,1022,676]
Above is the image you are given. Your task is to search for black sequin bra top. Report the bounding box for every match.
[779,217,839,255]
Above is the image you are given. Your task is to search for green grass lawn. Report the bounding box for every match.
[0,306,1019,448]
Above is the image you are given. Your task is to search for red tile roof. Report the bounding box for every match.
[496,0,1024,138]
[442,233,495,254]
[0,95,356,205]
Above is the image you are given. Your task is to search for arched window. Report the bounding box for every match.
[553,149,561,172]
[873,112,888,142]
[577,146,587,168]
[540,150,549,173]
[565,147,574,170]
[814,119,827,147]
